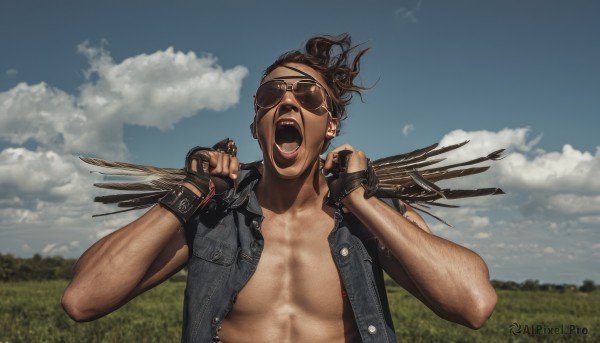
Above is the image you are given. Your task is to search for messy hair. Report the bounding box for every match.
[262,33,369,124]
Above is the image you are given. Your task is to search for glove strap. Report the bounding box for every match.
[162,138,235,223]
[159,182,215,224]
[327,160,380,206]
[327,170,367,206]
[362,160,379,198]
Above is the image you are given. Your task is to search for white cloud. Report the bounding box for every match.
[402,124,414,136]
[21,243,32,252]
[422,127,600,283]
[500,145,599,192]
[0,42,248,257]
[547,194,600,215]
[471,216,490,228]
[5,68,18,77]
[436,128,600,220]
[0,41,248,159]
[41,243,58,254]
[580,216,600,224]
[474,232,490,239]
[439,128,599,192]
[76,41,248,131]
[0,83,79,152]
[0,148,90,204]
[434,214,600,283]
[394,0,422,23]
[439,127,541,158]
[41,242,71,255]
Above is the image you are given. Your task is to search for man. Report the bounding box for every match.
[62,33,497,342]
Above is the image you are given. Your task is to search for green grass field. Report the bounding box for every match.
[1,280,597,342]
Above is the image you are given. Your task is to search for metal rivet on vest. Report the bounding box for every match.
[213,316,220,323]
[250,240,259,252]
[251,220,259,229]
[368,325,377,334]
[340,247,349,257]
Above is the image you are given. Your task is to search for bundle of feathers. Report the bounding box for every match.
[81,140,505,226]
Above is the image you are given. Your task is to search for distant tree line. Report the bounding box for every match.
[387,275,597,293]
[0,253,75,281]
[1,254,597,292]
[0,254,190,282]
[490,279,596,292]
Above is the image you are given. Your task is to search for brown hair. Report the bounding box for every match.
[261,33,369,126]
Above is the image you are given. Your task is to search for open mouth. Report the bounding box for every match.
[275,120,303,153]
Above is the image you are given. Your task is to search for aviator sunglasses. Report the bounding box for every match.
[254,66,336,117]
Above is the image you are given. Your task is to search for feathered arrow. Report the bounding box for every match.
[81,140,505,225]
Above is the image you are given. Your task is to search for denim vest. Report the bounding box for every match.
[182,165,399,342]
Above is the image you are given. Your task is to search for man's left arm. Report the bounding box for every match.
[324,145,497,329]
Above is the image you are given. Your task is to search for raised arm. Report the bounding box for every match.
[324,144,497,329]
[62,150,239,321]
[345,191,496,328]
[61,206,190,322]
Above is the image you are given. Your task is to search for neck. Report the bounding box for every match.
[256,159,329,214]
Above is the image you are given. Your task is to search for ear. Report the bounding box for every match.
[325,117,338,139]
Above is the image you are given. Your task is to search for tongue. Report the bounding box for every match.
[279,141,299,152]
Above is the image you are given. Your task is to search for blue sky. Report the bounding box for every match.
[0,0,598,284]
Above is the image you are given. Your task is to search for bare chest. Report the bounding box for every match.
[238,212,344,314]
[218,210,358,342]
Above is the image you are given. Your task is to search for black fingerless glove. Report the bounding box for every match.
[159,146,215,224]
[159,138,236,224]
[326,151,379,207]
[158,184,212,224]
[327,169,368,205]
[183,146,214,195]
[184,138,236,194]
[362,160,379,198]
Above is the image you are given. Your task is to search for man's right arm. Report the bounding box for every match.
[61,204,190,322]
[62,149,238,322]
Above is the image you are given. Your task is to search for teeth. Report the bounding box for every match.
[278,120,296,126]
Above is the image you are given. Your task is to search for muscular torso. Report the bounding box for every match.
[218,205,360,342]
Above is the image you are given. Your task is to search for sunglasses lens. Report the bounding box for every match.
[255,79,326,112]
[255,81,285,108]
[294,81,324,110]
